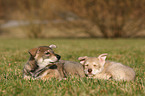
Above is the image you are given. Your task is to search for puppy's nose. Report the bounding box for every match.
[88,69,92,73]
[55,54,61,60]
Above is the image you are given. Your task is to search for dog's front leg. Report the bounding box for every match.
[94,73,111,80]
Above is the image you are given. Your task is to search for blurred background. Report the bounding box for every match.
[0,0,145,38]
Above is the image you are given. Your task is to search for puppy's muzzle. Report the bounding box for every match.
[88,69,92,73]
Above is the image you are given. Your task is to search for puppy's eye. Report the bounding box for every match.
[85,65,88,66]
[45,52,50,55]
[94,65,97,67]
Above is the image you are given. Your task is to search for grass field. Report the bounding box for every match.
[0,38,145,96]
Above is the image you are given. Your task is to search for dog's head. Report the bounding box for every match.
[78,53,107,77]
[28,44,61,68]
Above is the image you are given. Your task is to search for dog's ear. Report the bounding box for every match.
[49,44,56,49]
[28,48,38,57]
[98,53,107,66]
[78,56,88,64]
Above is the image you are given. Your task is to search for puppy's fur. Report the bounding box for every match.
[23,45,61,79]
[58,60,86,78]
[32,64,62,80]
[78,54,135,81]
[34,60,86,79]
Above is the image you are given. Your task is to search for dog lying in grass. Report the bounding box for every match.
[78,53,135,81]
[23,45,85,80]
[23,45,62,80]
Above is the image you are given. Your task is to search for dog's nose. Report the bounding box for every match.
[55,54,61,60]
[88,69,92,73]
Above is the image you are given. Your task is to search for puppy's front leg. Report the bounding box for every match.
[94,73,111,80]
[31,66,50,78]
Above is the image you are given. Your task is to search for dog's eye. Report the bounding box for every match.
[45,52,50,55]
[85,65,88,66]
[94,65,97,67]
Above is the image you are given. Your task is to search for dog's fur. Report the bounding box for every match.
[57,60,85,78]
[32,64,62,80]
[33,60,86,79]
[23,45,61,79]
[78,54,135,81]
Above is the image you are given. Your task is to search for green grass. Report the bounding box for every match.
[0,38,145,96]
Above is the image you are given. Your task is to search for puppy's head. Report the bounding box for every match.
[29,44,61,68]
[78,53,107,77]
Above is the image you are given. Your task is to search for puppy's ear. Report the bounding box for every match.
[98,53,107,66]
[28,48,38,57]
[49,44,56,49]
[78,56,87,64]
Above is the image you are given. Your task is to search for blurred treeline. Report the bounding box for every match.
[0,0,145,38]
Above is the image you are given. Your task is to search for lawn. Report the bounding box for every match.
[0,38,145,96]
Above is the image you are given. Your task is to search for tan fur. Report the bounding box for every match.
[35,60,86,79]
[78,54,135,81]
[39,69,62,80]
[58,60,86,78]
